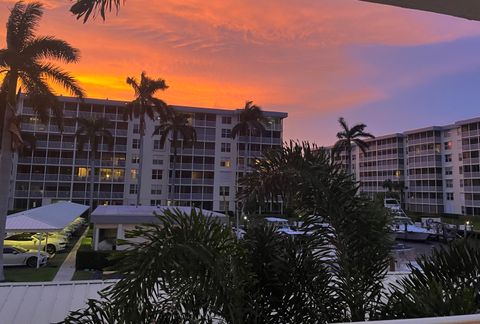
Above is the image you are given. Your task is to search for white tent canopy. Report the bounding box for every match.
[6,202,89,232]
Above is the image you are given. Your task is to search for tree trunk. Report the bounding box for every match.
[136,116,145,206]
[171,132,178,206]
[0,72,18,281]
[346,145,352,175]
[89,148,95,216]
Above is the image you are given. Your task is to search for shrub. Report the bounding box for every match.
[75,249,116,270]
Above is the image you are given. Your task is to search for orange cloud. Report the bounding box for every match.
[1,0,479,141]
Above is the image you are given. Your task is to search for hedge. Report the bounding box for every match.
[75,249,116,270]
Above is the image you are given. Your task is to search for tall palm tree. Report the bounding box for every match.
[231,101,266,226]
[0,1,84,281]
[333,117,374,175]
[75,117,113,213]
[153,108,196,206]
[125,71,168,206]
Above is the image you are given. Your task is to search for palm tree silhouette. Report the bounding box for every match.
[124,71,168,206]
[231,101,266,227]
[75,117,113,214]
[0,1,84,281]
[333,117,374,175]
[153,108,196,206]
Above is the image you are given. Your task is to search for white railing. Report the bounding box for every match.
[345,314,480,324]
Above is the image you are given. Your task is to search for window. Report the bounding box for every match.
[221,116,232,124]
[131,154,139,164]
[220,159,231,167]
[150,199,162,206]
[445,167,452,175]
[221,143,231,153]
[444,141,452,150]
[459,153,463,161]
[446,192,454,201]
[445,154,452,162]
[221,129,231,138]
[459,166,463,174]
[151,184,162,195]
[130,169,138,180]
[219,186,230,196]
[154,140,163,150]
[129,184,138,194]
[77,167,88,177]
[460,179,464,188]
[152,169,163,180]
[133,124,139,134]
[153,156,163,165]
[132,139,140,149]
[445,179,453,188]
[219,200,229,211]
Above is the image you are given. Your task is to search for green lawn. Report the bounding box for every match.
[72,269,96,281]
[4,227,86,282]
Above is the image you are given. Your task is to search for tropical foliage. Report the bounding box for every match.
[238,141,355,217]
[61,213,480,323]
[153,108,197,205]
[74,117,114,212]
[381,239,480,319]
[125,71,168,205]
[63,141,396,323]
[333,117,374,174]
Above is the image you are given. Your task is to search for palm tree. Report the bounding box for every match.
[74,117,113,213]
[0,1,84,281]
[124,71,168,206]
[231,101,266,225]
[153,108,196,206]
[333,117,375,175]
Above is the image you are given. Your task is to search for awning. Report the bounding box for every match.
[360,0,480,21]
[6,202,89,232]
[91,205,227,225]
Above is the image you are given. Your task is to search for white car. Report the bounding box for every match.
[3,246,49,267]
[4,232,68,254]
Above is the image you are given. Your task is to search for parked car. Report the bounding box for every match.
[3,246,49,267]
[63,217,87,236]
[4,232,68,254]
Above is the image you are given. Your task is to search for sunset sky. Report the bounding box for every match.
[2,0,480,145]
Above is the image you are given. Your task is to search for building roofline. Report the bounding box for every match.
[455,116,480,126]
[403,125,445,135]
[33,95,288,118]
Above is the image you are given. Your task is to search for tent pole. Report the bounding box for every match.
[36,233,43,269]
[45,233,49,255]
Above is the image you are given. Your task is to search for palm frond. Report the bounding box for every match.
[23,36,80,63]
[70,0,123,23]
[6,2,43,49]
[38,63,85,98]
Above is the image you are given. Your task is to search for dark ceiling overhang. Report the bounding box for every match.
[360,0,480,21]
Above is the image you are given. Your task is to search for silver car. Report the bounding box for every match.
[3,246,49,267]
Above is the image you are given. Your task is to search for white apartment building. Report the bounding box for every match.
[10,96,287,214]
[334,117,480,216]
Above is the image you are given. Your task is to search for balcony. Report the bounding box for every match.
[406,197,443,205]
[463,172,480,178]
[407,186,443,192]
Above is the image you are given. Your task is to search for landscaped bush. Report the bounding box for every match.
[75,248,116,270]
